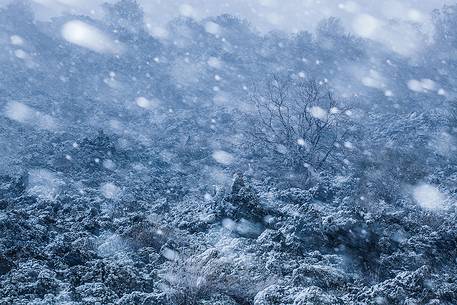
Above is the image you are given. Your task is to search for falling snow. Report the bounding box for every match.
[1,1,457,304]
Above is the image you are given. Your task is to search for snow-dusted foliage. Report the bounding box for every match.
[1,0,457,304]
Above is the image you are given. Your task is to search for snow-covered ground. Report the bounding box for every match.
[1,1,457,304]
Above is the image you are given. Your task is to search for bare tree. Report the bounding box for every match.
[246,75,349,173]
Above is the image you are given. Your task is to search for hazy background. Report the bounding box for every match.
[1,0,454,55]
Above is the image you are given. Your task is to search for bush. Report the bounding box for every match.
[246,75,350,176]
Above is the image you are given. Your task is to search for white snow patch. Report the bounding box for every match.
[222,218,262,236]
[361,70,386,89]
[407,9,424,22]
[407,79,423,92]
[27,169,63,201]
[222,218,237,230]
[264,215,274,224]
[276,144,288,154]
[204,21,221,35]
[212,150,235,165]
[61,20,123,54]
[330,107,340,114]
[10,35,24,45]
[309,106,328,121]
[352,14,380,38]
[421,79,437,91]
[207,57,222,69]
[384,90,393,97]
[14,49,29,59]
[339,2,360,13]
[100,182,121,199]
[162,247,179,261]
[102,159,116,170]
[4,101,59,130]
[412,184,447,210]
[344,141,354,149]
[349,11,424,56]
[135,96,159,109]
[179,4,195,17]
[4,101,31,123]
[407,79,437,93]
[150,26,168,39]
[334,175,350,185]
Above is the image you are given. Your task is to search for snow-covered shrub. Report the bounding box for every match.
[245,76,350,175]
[160,246,264,305]
[254,284,342,305]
